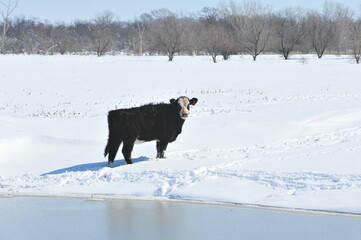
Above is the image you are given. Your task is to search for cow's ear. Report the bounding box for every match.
[169,98,176,104]
[190,98,198,106]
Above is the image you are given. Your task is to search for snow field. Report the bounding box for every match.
[0,54,361,213]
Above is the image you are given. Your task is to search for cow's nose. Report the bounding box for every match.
[182,113,189,118]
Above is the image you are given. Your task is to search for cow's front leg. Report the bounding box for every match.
[156,141,168,158]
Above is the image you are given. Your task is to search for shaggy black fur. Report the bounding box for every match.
[104,97,198,166]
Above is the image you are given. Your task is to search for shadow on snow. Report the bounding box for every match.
[42,156,149,176]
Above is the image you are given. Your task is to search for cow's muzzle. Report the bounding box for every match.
[181,113,189,119]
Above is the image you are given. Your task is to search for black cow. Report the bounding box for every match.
[104,96,198,166]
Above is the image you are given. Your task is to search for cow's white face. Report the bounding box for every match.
[170,96,198,120]
[178,97,191,120]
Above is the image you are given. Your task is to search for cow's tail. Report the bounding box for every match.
[104,112,112,158]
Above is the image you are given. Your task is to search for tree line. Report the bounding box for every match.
[1,0,361,63]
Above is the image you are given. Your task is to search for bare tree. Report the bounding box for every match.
[112,21,133,53]
[242,10,272,61]
[222,0,272,61]
[198,7,236,62]
[148,9,188,61]
[0,0,17,54]
[349,19,361,63]
[51,23,70,55]
[199,25,222,62]
[91,11,114,57]
[34,21,57,55]
[9,17,38,54]
[70,20,93,53]
[307,3,337,59]
[198,7,220,62]
[131,13,152,55]
[323,1,353,55]
[198,23,236,62]
[182,15,200,56]
[274,7,306,59]
[7,17,56,54]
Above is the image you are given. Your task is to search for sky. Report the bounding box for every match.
[11,0,361,23]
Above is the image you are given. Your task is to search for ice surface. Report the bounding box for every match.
[0,197,360,240]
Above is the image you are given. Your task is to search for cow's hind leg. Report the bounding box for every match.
[107,137,122,167]
[122,141,135,164]
[156,141,168,159]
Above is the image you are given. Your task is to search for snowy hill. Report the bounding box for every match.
[1,54,360,213]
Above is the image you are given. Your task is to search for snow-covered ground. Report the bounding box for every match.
[1,54,360,213]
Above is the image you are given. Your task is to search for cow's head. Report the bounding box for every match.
[170,96,198,120]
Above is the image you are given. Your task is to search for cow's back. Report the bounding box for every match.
[107,103,174,140]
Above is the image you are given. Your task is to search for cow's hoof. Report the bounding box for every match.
[157,152,166,159]
[108,162,113,168]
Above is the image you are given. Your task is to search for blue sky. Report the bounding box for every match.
[13,0,361,23]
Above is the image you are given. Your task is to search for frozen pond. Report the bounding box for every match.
[0,196,360,240]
